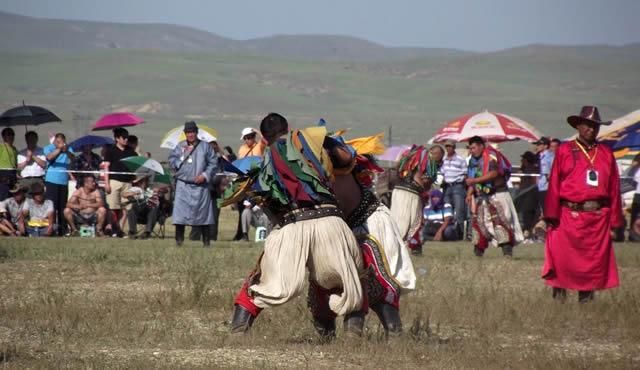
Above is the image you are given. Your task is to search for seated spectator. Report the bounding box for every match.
[0,185,28,236]
[0,201,19,236]
[19,183,55,237]
[122,173,164,239]
[63,175,107,236]
[239,199,271,241]
[422,190,460,242]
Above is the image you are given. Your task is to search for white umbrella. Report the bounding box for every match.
[160,125,218,149]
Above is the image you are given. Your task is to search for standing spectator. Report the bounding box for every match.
[190,141,228,241]
[534,137,554,213]
[72,144,102,187]
[20,182,55,237]
[233,127,265,240]
[0,185,28,235]
[44,133,75,236]
[629,165,640,241]
[239,199,271,241]
[440,140,467,240]
[127,135,140,155]
[169,121,218,246]
[63,175,107,237]
[466,136,523,257]
[103,128,136,233]
[0,127,18,201]
[515,151,540,243]
[550,138,562,154]
[238,127,265,158]
[542,106,622,303]
[17,131,46,189]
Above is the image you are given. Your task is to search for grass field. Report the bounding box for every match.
[1,208,640,368]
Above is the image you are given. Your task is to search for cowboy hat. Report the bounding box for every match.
[567,106,612,128]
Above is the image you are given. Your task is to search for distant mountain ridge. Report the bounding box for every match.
[0,10,471,60]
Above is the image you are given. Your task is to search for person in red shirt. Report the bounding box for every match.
[542,106,623,303]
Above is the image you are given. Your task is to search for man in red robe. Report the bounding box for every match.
[542,106,623,303]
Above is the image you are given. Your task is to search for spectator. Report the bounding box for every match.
[534,137,554,213]
[239,199,271,241]
[20,182,55,237]
[122,173,164,239]
[0,185,27,235]
[0,127,18,201]
[440,140,467,240]
[550,138,562,154]
[190,141,228,241]
[63,175,107,237]
[0,201,18,236]
[169,121,218,246]
[103,128,136,233]
[17,131,46,189]
[422,190,459,241]
[44,133,75,236]
[128,135,140,155]
[515,151,540,243]
[238,127,265,159]
[73,144,102,187]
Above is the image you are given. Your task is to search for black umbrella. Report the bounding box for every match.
[0,102,62,127]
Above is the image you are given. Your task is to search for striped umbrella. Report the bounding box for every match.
[429,110,542,143]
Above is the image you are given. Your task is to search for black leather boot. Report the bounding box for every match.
[175,224,185,246]
[578,290,594,304]
[201,226,211,247]
[371,303,403,337]
[343,310,365,338]
[313,318,336,341]
[230,304,255,334]
[552,287,567,302]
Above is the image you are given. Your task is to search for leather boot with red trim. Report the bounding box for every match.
[230,304,255,335]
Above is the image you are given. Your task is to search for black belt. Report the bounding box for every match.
[346,190,380,229]
[561,200,609,212]
[279,205,343,227]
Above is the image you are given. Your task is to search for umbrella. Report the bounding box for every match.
[160,125,218,149]
[376,145,412,162]
[429,110,542,143]
[68,135,114,151]
[232,156,262,173]
[120,156,164,175]
[0,102,61,127]
[92,112,144,131]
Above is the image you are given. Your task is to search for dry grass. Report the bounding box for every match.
[1,209,640,368]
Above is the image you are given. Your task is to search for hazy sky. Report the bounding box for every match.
[0,0,638,51]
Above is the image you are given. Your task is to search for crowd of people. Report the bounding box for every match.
[0,105,625,337]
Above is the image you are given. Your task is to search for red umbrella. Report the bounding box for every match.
[92,112,144,131]
[429,110,542,143]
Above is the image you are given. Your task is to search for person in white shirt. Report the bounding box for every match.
[440,140,467,240]
[17,131,46,188]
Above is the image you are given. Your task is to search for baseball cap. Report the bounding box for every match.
[240,127,258,140]
[533,137,550,146]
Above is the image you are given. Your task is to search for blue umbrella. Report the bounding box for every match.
[69,135,114,150]
[232,156,262,173]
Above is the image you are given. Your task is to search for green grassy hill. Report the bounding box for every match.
[0,47,638,159]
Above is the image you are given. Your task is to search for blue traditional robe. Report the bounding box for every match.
[169,139,218,225]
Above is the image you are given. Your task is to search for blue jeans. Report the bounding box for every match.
[26,226,50,237]
[443,182,467,240]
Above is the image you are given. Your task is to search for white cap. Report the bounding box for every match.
[243,200,252,207]
[240,127,257,140]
